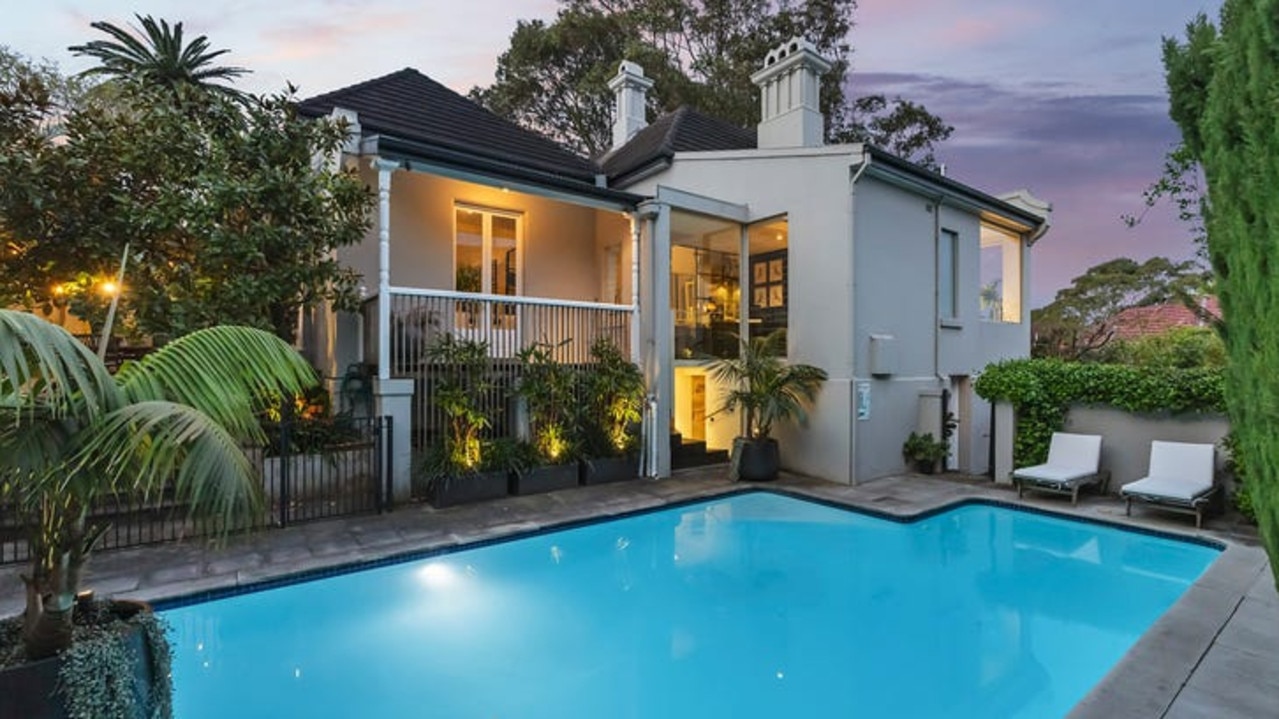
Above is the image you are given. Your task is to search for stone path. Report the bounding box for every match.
[2,470,1274,718]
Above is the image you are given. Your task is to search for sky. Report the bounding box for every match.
[5,0,1225,307]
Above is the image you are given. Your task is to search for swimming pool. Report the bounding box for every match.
[162,491,1219,718]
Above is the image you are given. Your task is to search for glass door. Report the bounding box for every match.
[454,206,522,351]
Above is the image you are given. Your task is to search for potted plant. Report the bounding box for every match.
[578,338,645,484]
[422,334,508,507]
[902,431,950,474]
[0,309,316,719]
[708,330,828,482]
[511,340,580,495]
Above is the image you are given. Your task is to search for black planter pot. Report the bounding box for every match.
[735,437,780,482]
[511,463,579,495]
[0,600,161,719]
[428,470,510,508]
[915,459,939,475]
[580,455,639,485]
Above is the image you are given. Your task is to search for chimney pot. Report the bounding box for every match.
[750,37,833,149]
[608,61,655,151]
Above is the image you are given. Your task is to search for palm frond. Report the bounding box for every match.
[116,326,317,444]
[72,400,263,530]
[0,309,122,424]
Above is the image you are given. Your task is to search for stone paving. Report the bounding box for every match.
[2,469,1274,718]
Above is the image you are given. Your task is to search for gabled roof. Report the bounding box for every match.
[601,106,756,184]
[297,69,600,183]
[1110,297,1220,341]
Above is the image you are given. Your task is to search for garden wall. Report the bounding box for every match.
[1061,406,1229,492]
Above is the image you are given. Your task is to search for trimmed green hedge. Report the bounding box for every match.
[974,359,1225,466]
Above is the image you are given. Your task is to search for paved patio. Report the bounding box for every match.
[2,470,1274,718]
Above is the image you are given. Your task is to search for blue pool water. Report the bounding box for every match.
[163,492,1219,718]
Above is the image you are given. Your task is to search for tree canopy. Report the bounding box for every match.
[1163,1,1279,587]
[68,14,249,101]
[0,36,372,343]
[470,0,953,166]
[1030,257,1211,360]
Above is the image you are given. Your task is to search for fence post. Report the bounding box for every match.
[382,415,394,512]
[279,412,291,527]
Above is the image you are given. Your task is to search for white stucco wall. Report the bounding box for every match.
[850,176,1033,481]
[626,146,861,483]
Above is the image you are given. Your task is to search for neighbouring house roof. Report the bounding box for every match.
[1109,297,1221,341]
[600,106,757,184]
[297,68,609,189]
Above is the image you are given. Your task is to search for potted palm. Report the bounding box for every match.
[578,338,645,484]
[0,309,316,719]
[511,340,580,495]
[902,431,950,474]
[709,330,828,482]
[422,334,508,507]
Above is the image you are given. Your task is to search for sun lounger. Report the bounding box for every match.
[1121,441,1217,528]
[1013,432,1107,505]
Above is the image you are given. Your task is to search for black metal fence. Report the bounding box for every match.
[0,415,392,566]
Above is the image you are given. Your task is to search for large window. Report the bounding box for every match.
[454,206,521,296]
[980,224,1021,323]
[671,212,740,359]
[939,229,958,320]
[748,217,789,345]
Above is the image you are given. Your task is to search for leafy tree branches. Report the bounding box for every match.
[471,0,952,166]
[1163,1,1279,586]
[0,41,372,342]
[1031,257,1212,360]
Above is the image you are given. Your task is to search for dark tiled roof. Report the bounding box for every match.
[297,69,599,182]
[601,106,756,184]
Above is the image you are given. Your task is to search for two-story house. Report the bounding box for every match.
[297,38,1051,497]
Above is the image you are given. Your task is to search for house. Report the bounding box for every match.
[296,38,1051,497]
[1109,296,1220,341]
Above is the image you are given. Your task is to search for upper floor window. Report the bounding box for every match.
[939,229,959,320]
[455,205,521,296]
[980,224,1021,323]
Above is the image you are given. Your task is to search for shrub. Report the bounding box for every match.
[975,358,1224,466]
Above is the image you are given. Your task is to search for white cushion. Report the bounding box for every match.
[1122,475,1213,502]
[1012,433,1103,486]
[1043,432,1103,473]
[1013,464,1096,484]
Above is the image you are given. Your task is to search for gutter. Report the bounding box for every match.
[848,148,871,485]
[374,135,646,208]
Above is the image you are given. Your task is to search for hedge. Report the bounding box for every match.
[973,359,1225,467]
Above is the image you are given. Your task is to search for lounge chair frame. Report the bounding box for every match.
[1012,432,1107,506]
[1016,470,1111,505]
[1124,486,1219,529]
[1121,440,1218,528]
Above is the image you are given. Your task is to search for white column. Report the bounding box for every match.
[993,401,1016,485]
[373,158,398,381]
[652,203,673,478]
[629,212,642,364]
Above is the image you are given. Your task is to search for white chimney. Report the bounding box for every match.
[608,61,654,150]
[750,38,833,149]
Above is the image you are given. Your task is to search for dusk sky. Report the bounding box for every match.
[7,0,1224,307]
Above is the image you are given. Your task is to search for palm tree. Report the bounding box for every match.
[68,14,249,100]
[709,331,828,442]
[0,309,314,659]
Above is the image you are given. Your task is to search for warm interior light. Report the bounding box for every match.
[52,284,66,296]
[100,280,119,297]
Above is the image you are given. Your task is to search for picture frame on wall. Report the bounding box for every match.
[769,259,784,282]
[753,287,767,307]
[753,262,768,284]
[768,284,784,308]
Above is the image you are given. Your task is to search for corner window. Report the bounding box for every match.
[939,229,958,320]
[980,224,1021,323]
